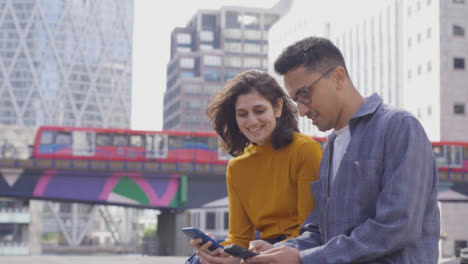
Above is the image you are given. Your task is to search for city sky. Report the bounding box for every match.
[131,0,280,131]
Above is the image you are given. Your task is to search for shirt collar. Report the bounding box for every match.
[328,93,383,141]
[351,93,383,120]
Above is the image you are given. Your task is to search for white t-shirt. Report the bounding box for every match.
[331,125,351,188]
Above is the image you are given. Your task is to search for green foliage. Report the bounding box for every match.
[143,225,158,237]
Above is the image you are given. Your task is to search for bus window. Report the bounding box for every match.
[56,132,72,145]
[113,134,129,147]
[72,131,95,156]
[40,131,54,145]
[96,133,112,146]
[146,134,168,158]
[130,135,145,148]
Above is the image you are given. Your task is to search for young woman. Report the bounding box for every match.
[191,70,322,264]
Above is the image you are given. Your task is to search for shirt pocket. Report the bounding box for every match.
[339,159,378,226]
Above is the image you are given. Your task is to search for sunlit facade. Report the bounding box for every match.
[0,0,133,128]
[269,0,467,142]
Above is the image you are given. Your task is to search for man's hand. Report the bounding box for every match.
[198,249,241,264]
[248,240,274,253]
[242,246,301,264]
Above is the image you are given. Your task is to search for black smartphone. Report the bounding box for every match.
[182,227,223,251]
[223,244,258,259]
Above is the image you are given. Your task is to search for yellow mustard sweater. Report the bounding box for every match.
[220,132,322,248]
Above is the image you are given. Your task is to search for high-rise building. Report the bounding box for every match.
[270,0,468,142]
[163,1,292,131]
[269,0,400,137]
[0,0,133,128]
[0,0,134,255]
[268,0,468,258]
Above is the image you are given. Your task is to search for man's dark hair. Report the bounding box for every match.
[274,37,349,76]
[206,70,299,157]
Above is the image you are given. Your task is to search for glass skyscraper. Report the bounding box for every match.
[0,0,133,128]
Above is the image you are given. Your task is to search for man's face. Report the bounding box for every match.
[284,65,339,132]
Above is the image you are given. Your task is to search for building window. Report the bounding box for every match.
[223,212,229,230]
[408,69,412,79]
[204,55,221,67]
[454,57,465,69]
[407,6,412,16]
[428,105,432,116]
[224,41,241,53]
[200,31,214,42]
[453,25,465,36]
[205,212,216,230]
[177,33,192,44]
[183,84,202,95]
[224,71,238,81]
[408,37,412,48]
[244,29,262,40]
[427,61,432,72]
[417,65,422,75]
[454,103,465,115]
[204,84,220,95]
[427,0,431,6]
[180,71,195,78]
[244,57,261,69]
[225,56,241,67]
[244,43,261,54]
[180,57,195,68]
[417,33,422,43]
[226,11,241,28]
[427,27,432,39]
[417,1,421,10]
[224,29,242,39]
[204,69,221,82]
[185,99,202,110]
[453,0,465,3]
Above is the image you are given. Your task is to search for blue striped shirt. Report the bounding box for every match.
[281,93,440,263]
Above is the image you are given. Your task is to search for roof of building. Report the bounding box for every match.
[202,196,229,208]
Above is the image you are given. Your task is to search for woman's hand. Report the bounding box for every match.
[248,240,274,253]
[190,233,223,255]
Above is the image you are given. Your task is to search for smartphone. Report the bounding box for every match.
[223,244,258,259]
[182,227,223,251]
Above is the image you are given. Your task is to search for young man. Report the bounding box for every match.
[245,37,440,263]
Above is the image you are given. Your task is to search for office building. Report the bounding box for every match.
[268,0,468,258]
[163,1,292,131]
[0,0,133,128]
[0,0,134,255]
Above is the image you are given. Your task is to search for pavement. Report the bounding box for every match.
[0,255,458,263]
[0,255,188,264]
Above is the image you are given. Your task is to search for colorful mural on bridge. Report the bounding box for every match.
[0,168,187,208]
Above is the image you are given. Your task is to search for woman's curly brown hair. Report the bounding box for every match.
[206,70,298,157]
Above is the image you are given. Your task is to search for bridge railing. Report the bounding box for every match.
[0,158,228,175]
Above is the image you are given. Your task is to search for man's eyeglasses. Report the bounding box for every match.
[292,67,336,105]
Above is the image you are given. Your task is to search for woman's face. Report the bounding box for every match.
[235,90,282,146]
